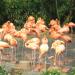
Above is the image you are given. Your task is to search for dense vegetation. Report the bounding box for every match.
[0,0,75,28]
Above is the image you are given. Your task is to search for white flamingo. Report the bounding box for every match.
[40,36,49,69]
[39,36,49,59]
[51,40,65,66]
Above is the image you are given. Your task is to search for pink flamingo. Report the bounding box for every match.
[25,37,40,69]
[24,16,40,37]
[57,24,70,34]
[4,34,17,62]
[0,40,10,64]
[68,22,75,38]
[68,22,75,27]
[2,21,16,35]
[49,22,72,43]
[36,17,48,32]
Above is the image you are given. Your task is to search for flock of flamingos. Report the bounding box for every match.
[0,16,75,71]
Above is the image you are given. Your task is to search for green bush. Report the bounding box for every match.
[0,66,8,75]
[41,69,61,75]
[68,69,75,75]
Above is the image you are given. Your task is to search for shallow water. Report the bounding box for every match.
[2,34,75,72]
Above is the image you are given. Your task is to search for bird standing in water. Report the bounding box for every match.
[39,36,49,59]
[34,36,49,71]
[0,40,10,64]
[51,40,65,66]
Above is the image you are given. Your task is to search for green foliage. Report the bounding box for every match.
[68,68,75,75]
[0,66,8,75]
[56,0,74,24]
[41,69,61,75]
[41,67,75,75]
[49,70,60,75]
[0,0,75,27]
[1,62,15,73]
[41,70,50,75]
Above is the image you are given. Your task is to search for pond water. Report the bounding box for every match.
[2,34,75,72]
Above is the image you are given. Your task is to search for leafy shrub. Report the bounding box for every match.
[1,62,15,73]
[41,69,61,75]
[0,66,8,75]
[68,68,75,75]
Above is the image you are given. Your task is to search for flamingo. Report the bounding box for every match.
[26,16,35,24]
[68,22,75,27]
[0,40,10,64]
[49,20,74,40]
[2,21,10,34]
[25,37,40,50]
[38,24,48,32]
[60,35,72,43]
[0,40,10,48]
[4,34,17,62]
[24,16,40,37]
[2,21,16,35]
[49,19,69,34]
[25,37,40,69]
[68,22,75,38]
[36,17,48,32]
[12,28,27,39]
[36,17,45,25]
[49,19,61,39]
[50,30,61,39]
[49,19,61,31]
[51,40,65,54]
[57,24,70,34]
[0,28,4,39]
[13,30,21,38]
[24,16,35,28]
[49,24,72,43]
[51,40,65,66]
[0,28,3,33]
[49,21,72,61]
[49,19,57,26]
[20,32,27,42]
[4,34,17,46]
[34,36,49,71]
[39,36,49,59]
